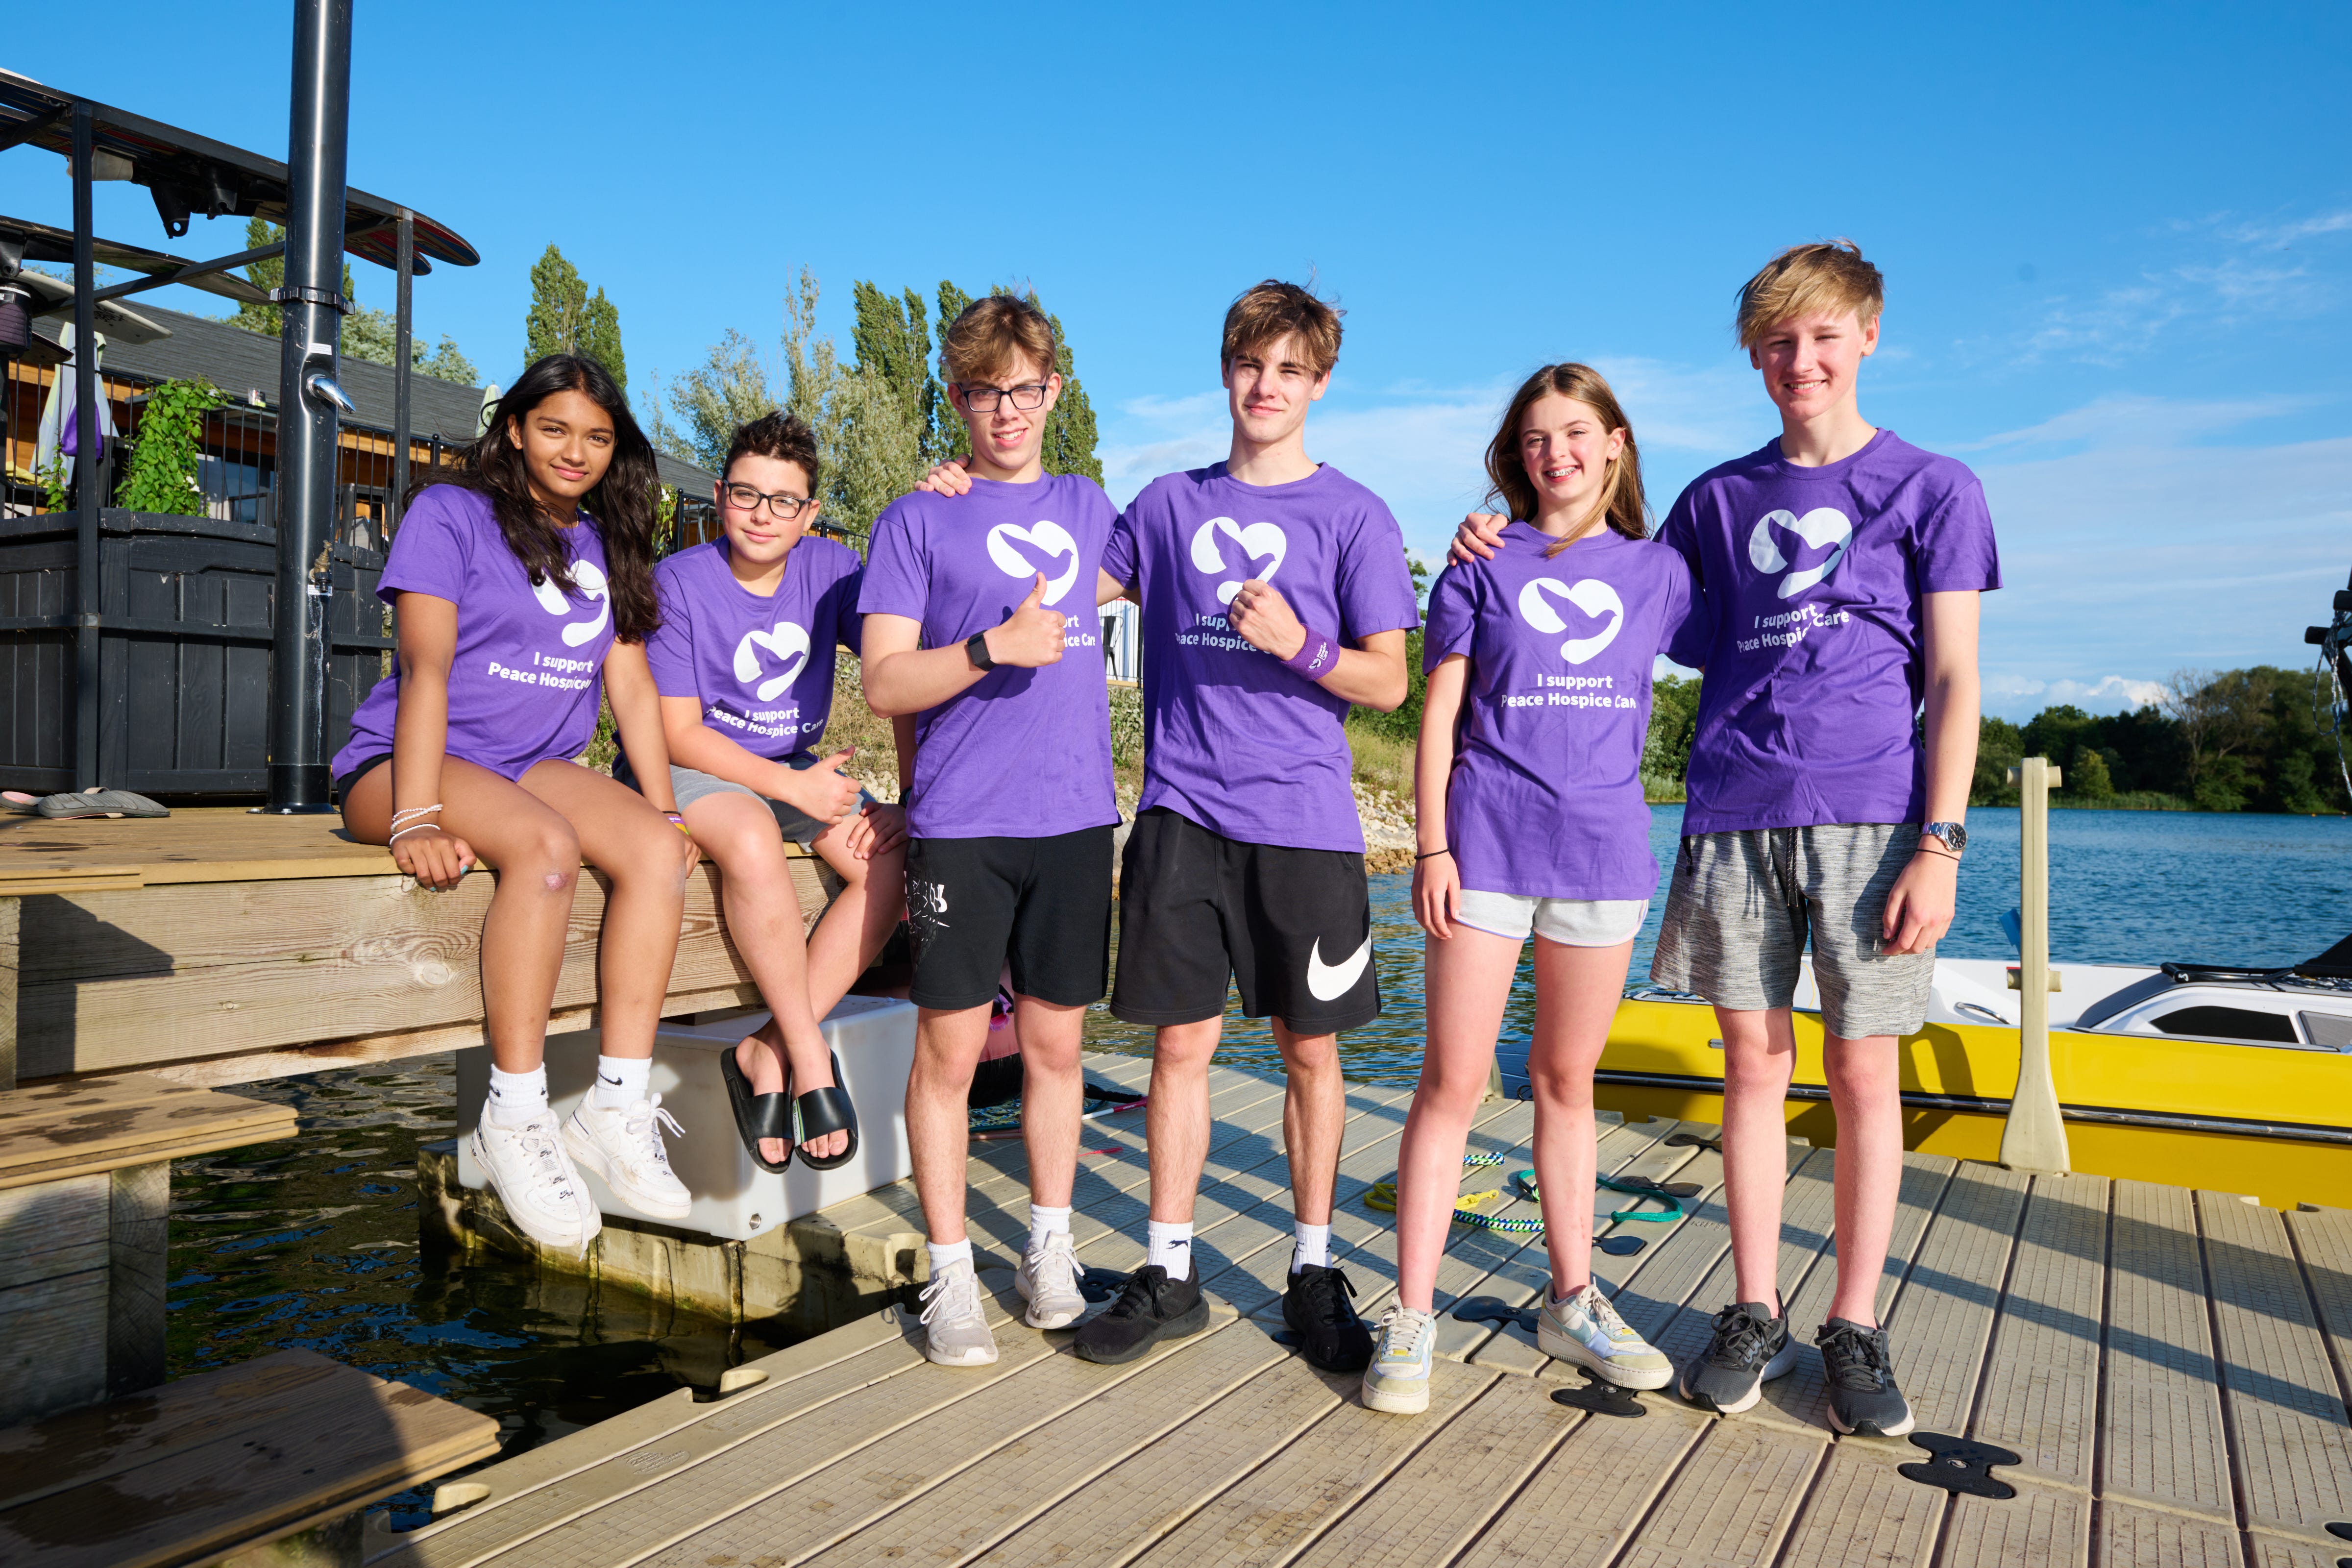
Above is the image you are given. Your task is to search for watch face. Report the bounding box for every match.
[1931,822,1967,852]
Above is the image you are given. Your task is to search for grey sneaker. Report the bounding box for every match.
[918,1258,999,1367]
[1361,1304,1436,1414]
[1016,1231,1086,1330]
[1538,1282,1672,1390]
[1677,1300,1797,1413]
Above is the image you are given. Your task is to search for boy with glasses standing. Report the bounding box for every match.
[860,294,1124,1367]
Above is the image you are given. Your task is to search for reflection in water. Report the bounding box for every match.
[168,1057,802,1529]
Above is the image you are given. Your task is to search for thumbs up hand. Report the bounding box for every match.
[984,573,1069,667]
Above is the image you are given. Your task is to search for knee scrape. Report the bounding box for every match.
[543,871,572,892]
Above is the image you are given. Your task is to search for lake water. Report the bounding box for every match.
[167,804,2347,1520]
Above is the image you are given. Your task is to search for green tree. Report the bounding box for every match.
[2067,745,2115,799]
[1644,674,1703,783]
[1972,715,2024,806]
[852,282,932,436]
[651,329,775,471]
[525,245,626,391]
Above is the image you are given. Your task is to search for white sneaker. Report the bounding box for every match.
[919,1258,999,1367]
[1538,1282,1672,1389]
[471,1111,601,1255]
[1362,1304,1436,1414]
[564,1094,691,1221]
[1017,1232,1086,1329]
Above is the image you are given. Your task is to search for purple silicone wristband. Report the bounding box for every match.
[1282,626,1339,681]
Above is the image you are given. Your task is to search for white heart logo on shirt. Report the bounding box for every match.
[1747,507,1853,600]
[985,520,1081,606]
[732,620,811,702]
[1188,516,1288,605]
[1516,576,1624,665]
[532,560,612,647]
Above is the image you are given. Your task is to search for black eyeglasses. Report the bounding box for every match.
[957,382,1050,412]
[721,483,815,519]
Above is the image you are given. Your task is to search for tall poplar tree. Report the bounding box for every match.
[525,245,626,392]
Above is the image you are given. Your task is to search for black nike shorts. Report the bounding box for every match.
[1110,807,1380,1035]
[905,825,1115,1012]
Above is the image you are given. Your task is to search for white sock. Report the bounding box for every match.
[1028,1203,1072,1254]
[485,1065,548,1130]
[594,1054,650,1110]
[1291,1220,1331,1272]
[927,1237,973,1280]
[1147,1220,1193,1281]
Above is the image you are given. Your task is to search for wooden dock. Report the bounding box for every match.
[0,808,830,1090]
[365,1055,2352,1568]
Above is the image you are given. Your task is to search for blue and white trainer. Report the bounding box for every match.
[1361,1303,1437,1414]
[1538,1282,1673,1389]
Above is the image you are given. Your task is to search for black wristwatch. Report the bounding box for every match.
[965,630,997,672]
[1921,821,1968,856]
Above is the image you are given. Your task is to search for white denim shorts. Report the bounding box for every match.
[1452,889,1649,947]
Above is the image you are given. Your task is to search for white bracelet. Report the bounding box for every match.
[388,823,440,842]
[390,803,444,827]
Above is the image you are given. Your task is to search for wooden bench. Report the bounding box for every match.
[0,1348,500,1568]
[0,808,832,1090]
[0,1072,299,1425]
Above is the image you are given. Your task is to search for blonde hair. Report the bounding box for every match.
[1481,363,1648,555]
[1220,280,1343,378]
[1735,239,1884,348]
[941,294,1057,386]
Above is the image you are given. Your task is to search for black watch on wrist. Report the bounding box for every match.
[1922,821,1967,856]
[965,631,997,672]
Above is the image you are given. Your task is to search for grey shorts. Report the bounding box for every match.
[615,751,875,846]
[1649,823,1934,1039]
[1453,890,1649,947]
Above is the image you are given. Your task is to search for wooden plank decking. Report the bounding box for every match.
[368,1055,2352,1568]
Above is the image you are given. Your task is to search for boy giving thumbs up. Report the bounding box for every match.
[858,294,1126,1368]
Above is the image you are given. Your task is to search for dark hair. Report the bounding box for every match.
[1482,363,1649,553]
[452,354,661,642]
[723,410,823,489]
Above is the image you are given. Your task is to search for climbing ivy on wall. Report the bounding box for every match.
[115,378,224,516]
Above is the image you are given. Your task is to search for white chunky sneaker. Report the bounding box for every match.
[563,1094,691,1221]
[1017,1232,1086,1330]
[1538,1281,1672,1389]
[471,1111,601,1255]
[1361,1303,1436,1414]
[919,1258,1000,1367]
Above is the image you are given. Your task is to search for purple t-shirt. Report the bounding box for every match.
[1657,430,2001,834]
[1424,523,1708,900]
[646,537,862,760]
[1103,463,1421,853]
[335,484,615,782]
[858,474,1120,840]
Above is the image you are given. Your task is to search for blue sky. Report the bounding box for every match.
[7,2,2349,719]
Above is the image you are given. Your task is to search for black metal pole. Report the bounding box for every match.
[267,0,353,812]
[72,102,100,793]
[393,208,411,529]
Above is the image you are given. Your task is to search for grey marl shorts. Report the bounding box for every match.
[1649,823,1935,1039]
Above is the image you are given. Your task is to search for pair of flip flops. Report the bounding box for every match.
[3,788,170,819]
[719,1045,859,1174]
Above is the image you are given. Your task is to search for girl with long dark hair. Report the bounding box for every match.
[1363,364,1710,1414]
[334,353,698,1253]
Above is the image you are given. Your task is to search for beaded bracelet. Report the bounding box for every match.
[388,822,439,843]
[390,803,443,828]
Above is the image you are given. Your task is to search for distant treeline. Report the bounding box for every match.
[1612,667,2347,815]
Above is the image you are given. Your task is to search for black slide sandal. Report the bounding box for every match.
[792,1050,859,1171]
[719,1045,793,1174]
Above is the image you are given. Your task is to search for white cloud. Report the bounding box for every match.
[2229,208,2352,249]
[1955,392,2314,453]
[1983,673,2171,721]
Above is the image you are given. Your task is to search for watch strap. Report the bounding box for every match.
[965,630,996,671]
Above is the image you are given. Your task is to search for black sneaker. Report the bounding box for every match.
[1676,1300,1797,1414]
[1074,1265,1209,1365]
[1816,1318,1914,1436]
[1282,1264,1374,1373]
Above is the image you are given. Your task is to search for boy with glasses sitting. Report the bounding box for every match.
[630,412,909,1175]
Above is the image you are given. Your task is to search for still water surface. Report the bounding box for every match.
[169,805,2346,1519]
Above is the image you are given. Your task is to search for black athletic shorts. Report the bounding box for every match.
[1110,807,1380,1034]
[905,825,1115,1012]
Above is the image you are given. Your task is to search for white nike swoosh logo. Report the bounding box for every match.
[1306,936,1373,1002]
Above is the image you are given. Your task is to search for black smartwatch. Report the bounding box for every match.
[965,630,997,672]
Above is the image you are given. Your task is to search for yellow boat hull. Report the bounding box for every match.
[1595,999,2352,1210]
